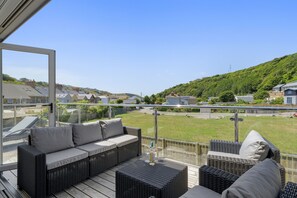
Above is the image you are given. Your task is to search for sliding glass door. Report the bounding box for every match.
[0,43,55,169]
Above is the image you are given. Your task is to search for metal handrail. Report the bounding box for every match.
[56,102,297,111]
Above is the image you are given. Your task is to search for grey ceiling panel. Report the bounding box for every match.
[0,0,50,42]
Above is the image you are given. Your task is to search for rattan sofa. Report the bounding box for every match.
[207,130,281,177]
[17,118,141,198]
[180,159,296,198]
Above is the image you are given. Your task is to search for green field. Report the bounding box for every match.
[116,111,297,153]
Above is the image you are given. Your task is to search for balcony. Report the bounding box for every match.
[0,103,296,197]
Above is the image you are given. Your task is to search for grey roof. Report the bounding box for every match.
[35,86,49,96]
[16,84,44,97]
[273,84,285,89]
[3,84,30,99]
[283,81,297,88]
[3,83,45,99]
[56,93,71,99]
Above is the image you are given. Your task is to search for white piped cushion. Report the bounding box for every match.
[239,130,269,161]
[107,134,138,147]
[46,148,88,170]
[77,140,117,156]
[207,151,243,159]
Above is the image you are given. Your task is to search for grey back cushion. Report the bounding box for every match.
[239,130,269,161]
[72,123,103,146]
[31,126,74,154]
[100,118,124,139]
[221,159,281,198]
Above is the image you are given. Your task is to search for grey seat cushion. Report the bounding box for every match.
[31,126,74,154]
[77,140,117,156]
[179,185,220,198]
[72,123,103,146]
[100,118,124,139]
[239,130,269,161]
[207,151,244,159]
[107,134,138,147]
[221,159,282,198]
[46,148,88,170]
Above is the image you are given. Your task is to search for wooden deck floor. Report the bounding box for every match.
[0,158,199,198]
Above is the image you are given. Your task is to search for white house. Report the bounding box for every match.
[99,96,109,104]
[284,89,297,105]
[56,94,72,103]
[235,95,254,103]
[165,95,196,105]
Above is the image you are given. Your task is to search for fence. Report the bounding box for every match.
[142,136,297,183]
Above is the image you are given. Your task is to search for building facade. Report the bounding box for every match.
[284,89,297,105]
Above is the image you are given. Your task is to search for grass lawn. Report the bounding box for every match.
[116,111,297,154]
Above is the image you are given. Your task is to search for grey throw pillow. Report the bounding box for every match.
[239,130,269,161]
[221,159,282,198]
[72,123,103,146]
[100,118,124,139]
[31,126,74,154]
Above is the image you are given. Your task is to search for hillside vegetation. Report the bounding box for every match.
[158,53,297,99]
[3,75,110,95]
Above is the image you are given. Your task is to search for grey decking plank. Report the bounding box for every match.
[104,170,115,177]
[74,183,108,198]
[0,181,5,191]
[97,173,115,184]
[0,191,6,198]
[1,172,27,198]
[10,170,17,177]
[54,191,74,198]
[64,186,91,198]
[84,180,115,198]
[90,176,115,190]
[1,172,17,187]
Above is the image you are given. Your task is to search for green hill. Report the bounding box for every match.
[158,53,297,99]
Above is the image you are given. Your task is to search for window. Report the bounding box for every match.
[287,97,293,104]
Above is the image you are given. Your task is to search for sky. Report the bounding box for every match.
[4,0,297,96]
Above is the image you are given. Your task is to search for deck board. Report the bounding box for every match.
[1,158,199,198]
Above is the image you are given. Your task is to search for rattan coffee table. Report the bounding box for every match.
[116,159,188,198]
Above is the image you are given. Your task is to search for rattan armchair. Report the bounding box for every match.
[181,160,294,198]
[207,137,281,177]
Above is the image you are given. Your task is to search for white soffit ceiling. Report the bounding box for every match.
[0,0,50,42]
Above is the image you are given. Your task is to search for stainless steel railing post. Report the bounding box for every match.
[13,105,17,125]
[234,111,239,142]
[154,109,158,158]
[78,106,81,124]
[108,106,112,119]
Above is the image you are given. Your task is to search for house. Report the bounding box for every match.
[56,94,73,103]
[235,95,254,103]
[272,84,285,92]
[3,84,30,104]
[99,96,109,104]
[77,94,97,103]
[123,96,142,104]
[281,81,297,91]
[166,95,197,105]
[3,83,47,104]
[85,94,98,103]
[77,94,88,101]
[284,89,297,105]
[70,94,78,102]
